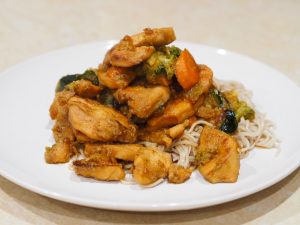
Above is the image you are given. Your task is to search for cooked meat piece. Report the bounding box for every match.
[110,46,154,67]
[73,154,125,181]
[52,118,75,143]
[168,164,192,184]
[196,126,240,183]
[49,90,75,120]
[146,75,171,86]
[133,148,172,185]
[68,96,137,143]
[167,119,190,139]
[84,143,144,161]
[49,90,75,143]
[138,129,172,148]
[147,98,195,130]
[45,141,74,164]
[131,27,176,47]
[72,129,95,143]
[114,86,170,118]
[67,79,102,98]
[97,65,136,89]
[196,106,222,120]
[46,90,76,163]
[104,36,154,67]
[185,64,213,103]
[137,120,189,148]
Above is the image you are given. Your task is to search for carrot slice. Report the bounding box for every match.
[175,49,200,91]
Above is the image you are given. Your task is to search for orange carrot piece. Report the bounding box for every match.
[175,49,200,91]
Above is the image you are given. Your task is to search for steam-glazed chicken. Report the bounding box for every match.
[68,96,137,143]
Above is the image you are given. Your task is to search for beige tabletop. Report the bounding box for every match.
[0,0,300,224]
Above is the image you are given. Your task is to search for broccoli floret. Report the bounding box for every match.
[143,46,181,80]
[76,69,99,86]
[168,46,181,57]
[235,101,255,121]
[223,91,255,122]
[55,69,99,92]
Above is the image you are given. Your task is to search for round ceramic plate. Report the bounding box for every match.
[0,41,299,212]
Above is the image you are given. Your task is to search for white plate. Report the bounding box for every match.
[0,41,299,212]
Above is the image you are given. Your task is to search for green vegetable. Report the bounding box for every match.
[97,89,119,108]
[55,69,99,92]
[208,88,238,134]
[210,88,229,108]
[235,101,255,121]
[143,46,181,80]
[223,91,255,122]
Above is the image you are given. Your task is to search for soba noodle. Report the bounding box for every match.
[169,79,278,167]
[122,79,278,186]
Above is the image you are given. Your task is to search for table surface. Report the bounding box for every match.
[0,0,299,224]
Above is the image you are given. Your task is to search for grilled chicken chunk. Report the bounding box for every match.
[196,126,240,183]
[137,120,189,147]
[84,143,144,161]
[97,65,136,89]
[68,96,137,143]
[167,119,190,139]
[104,27,175,67]
[67,79,102,98]
[131,27,176,47]
[138,129,172,148]
[45,141,74,164]
[133,148,172,185]
[147,98,195,130]
[49,91,75,142]
[114,86,170,118]
[73,154,125,181]
[49,90,74,120]
[104,36,154,67]
[168,164,192,184]
[46,91,75,164]
[185,64,213,103]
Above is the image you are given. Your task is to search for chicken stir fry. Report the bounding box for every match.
[45,27,254,186]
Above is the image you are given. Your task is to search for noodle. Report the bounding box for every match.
[215,79,278,155]
[122,79,278,186]
[169,79,278,167]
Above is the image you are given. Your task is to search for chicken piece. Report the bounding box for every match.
[49,90,75,120]
[114,86,170,118]
[185,64,213,103]
[84,143,144,161]
[130,27,176,47]
[167,119,190,139]
[68,96,137,143]
[138,129,172,148]
[46,91,76,164]
[67,79,102,98]
[104,35,154,67]
[97,65,136,89]
[72,129,95,143]
[133,148,172,185]
[49,90,75,143]
[52,118,75,143]
[137,120,190,148]
[147,98,195,130]
[45,141,74,164]
[168,164,193,184]
[73,154,125,181]
[196,126,240,183]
